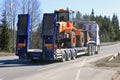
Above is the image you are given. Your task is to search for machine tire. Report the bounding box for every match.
[80,32,84,47]
[76,32,84,47]
[67,31,76,48]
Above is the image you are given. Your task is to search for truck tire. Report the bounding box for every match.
[88,43,96,56]
[95,45,100,54]
[76,32,84,47]
[66,31,76,48]
[87,44,93,56]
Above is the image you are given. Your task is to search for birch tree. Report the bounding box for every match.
[20,0,41,48]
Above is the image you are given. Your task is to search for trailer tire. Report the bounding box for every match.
[71,51,76,60]
[61,53,66,62]
[67,53,71,61]
[95,51,98,54]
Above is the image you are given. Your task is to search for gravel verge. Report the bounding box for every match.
[94,55,120,80]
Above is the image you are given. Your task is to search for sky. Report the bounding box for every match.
[0,0,120,23]
[41,0,120,22]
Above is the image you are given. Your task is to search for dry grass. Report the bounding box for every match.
[95,55,120,67]
[0,52,15,57]
[94,55,120,80]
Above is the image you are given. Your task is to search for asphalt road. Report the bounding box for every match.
[0,43,120,80]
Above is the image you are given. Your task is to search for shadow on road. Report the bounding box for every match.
[0,54,87,68]
[0,59,58,68]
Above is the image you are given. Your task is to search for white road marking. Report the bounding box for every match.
[75,58,87,80]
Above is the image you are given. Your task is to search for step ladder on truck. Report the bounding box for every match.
[16,9,100,61]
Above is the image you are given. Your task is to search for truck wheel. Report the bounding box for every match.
[88,44,92,56]
[95,45,99,54]
[93,44,96,55]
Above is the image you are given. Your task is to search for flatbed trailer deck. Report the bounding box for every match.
[28,47,87,61]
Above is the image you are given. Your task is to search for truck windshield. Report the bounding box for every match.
[56,12,69,21]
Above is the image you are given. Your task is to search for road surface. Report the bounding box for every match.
[0,43,120,80]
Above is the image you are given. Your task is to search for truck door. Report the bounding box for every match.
[42,13,56,60]
[16,14,30,59]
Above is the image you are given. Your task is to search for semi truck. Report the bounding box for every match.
[16,9,100,61]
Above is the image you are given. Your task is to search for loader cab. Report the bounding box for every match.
[55,9,74,23]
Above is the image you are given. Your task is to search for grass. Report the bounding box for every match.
[0,52,15,57]
[95,55,120,67]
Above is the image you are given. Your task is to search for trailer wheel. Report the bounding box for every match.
[61,53,66,62]
[95,51,98,54]
[71,50,76,60]
[72,53,76,60]
[67,53,71,61]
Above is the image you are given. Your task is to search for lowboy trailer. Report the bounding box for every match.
[16,9,100,61]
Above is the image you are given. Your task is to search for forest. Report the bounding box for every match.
[0,0,120,52]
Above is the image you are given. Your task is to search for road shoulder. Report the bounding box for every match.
[93,55,120,80]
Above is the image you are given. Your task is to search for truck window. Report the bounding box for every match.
[56,12,69,21]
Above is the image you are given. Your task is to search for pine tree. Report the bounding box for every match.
[90,9,95,21]
[76,11,82,21]
[112,14,119,40]
[0,10,10,52]
[83,14,90,21]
